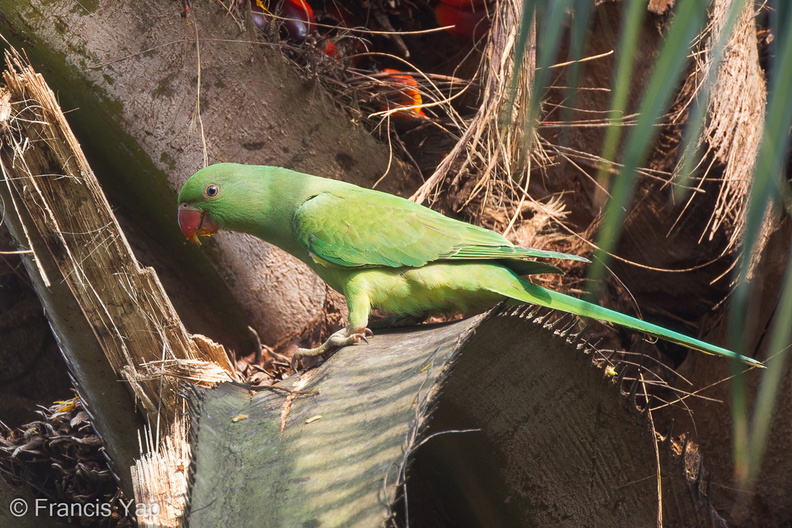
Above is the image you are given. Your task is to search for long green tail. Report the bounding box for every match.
[501,279,763,367]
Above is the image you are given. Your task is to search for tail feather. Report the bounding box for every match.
[498,278,763,367]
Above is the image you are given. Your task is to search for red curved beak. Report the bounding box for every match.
[178,204,220,245]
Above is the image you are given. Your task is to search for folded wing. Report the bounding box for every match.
[293,189,588,269]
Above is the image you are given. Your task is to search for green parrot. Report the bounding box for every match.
[177,163,761,367]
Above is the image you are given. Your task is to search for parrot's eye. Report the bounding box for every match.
[204,184,220,198]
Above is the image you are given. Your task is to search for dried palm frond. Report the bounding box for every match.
[411,0,548,209]
[677,0,767,257]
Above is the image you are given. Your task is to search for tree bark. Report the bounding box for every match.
[187,307,725,528]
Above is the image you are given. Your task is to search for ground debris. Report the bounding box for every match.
[0,397,135,527]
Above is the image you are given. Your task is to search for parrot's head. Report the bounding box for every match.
[177,163,258,244]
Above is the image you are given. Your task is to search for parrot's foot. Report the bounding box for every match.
[292,327,373,370]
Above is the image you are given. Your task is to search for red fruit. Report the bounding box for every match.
[250,0,315,41]
[319,36,368,67]
[250,0,270,30]
[315,6,368,66]
[280,0,315,40]
[322,39,338,57]
[435,3,490,41]
[379,69,427,119]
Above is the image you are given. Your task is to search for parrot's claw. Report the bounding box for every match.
[291,327,373,370]
[355,328,374,344]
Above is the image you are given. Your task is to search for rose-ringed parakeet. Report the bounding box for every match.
[177,163,761,367]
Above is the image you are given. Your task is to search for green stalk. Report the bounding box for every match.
[587,0,708,299]
[732,2,792,486]
[557,0,596,147]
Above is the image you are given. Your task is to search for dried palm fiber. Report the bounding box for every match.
[680,0,766,257]
[132,414,191,528]
[0,50,236,422]
[411,0,552,219]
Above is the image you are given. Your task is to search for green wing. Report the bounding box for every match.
[292,188,588,269]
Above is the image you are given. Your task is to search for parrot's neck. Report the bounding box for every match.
[231,168,337,267]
